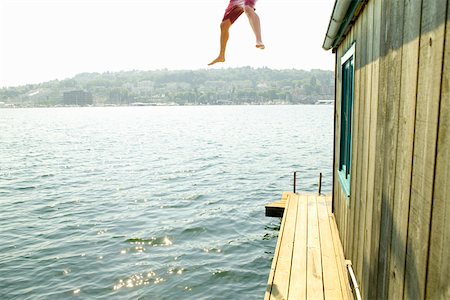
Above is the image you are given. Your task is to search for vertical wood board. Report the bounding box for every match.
[365,0,383,298]
[371,0,389,295]
[361,1,377,298]
[317,195,343,299]
[425,1,450,297]
[387,0,423,298]
[265,194,290,300]
[405,0,447,298]
[306,195,324,300]
[355,5,368,283]
[271,194,298,299]
[376,0,406,297]
[289,194,308,299]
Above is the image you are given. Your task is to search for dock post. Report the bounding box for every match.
[293,171,297,193]
[318,172,322,195]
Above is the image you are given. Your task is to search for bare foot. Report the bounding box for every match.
[208,56,225,66]
[256,42,265,49]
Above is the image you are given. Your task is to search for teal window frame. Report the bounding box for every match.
[338,44,355,198]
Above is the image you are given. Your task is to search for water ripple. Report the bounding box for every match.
[0,105,333,299]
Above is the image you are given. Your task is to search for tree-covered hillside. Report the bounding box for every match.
[0,67,334,107]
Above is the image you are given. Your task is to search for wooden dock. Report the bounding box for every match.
[265,192,289,217]
[265,193,353,299]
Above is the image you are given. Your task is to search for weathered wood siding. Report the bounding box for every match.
[332,0,450,298]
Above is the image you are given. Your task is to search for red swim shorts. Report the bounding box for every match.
[222,0,257,24]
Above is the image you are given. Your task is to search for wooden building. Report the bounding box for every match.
[323,0,449,299]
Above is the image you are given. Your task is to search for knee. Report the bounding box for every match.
[244,5,255,15]
[220,20,231,30]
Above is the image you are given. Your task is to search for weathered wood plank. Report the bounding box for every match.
[369,0,390,297]
[306,195,324,300]
[265,203,285,217]
[317,195,344,299]
[387,0,422,299]
[376,0,406,297]
[365,0,382,298]
[355,3,368,284]
[271,193,298,299]
[329,213,352,300]
[265,193,291,300]
[370,0,390,296]
[425,1,450,297]
[359,2,376,297]
[360,2,376,298]
[266,194,352,299]
[265,194,288,217]
[289,194,308,299]
[324,195,332,214]
[404,0,448,298]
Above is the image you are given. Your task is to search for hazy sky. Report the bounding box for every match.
[0,0,335,88]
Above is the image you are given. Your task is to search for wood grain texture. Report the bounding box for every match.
[317,195,344,299]
[354,7,367,283]
[376,0,406,297]
[306,195,324,300]
[405,0,447,298]
[387,0,423,299]
[266,194,352,299]
[425,1,450,298]
[331,0,449,298]
[369,0,389,296]
[360,2,377,298]
[272,193,298,299]
[265,193,291,300]
[289,194,308,299]
[330,214,353,300]
[365,1,382,298]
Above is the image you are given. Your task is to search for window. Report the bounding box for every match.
[338,44,355,197]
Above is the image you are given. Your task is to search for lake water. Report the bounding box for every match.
[0,105,333,299]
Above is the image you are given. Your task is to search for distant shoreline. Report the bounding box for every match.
[0,68,334,108]
[0,102,334,109]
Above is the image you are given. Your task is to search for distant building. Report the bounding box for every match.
[63,90,93,106]
[314,99,333,105]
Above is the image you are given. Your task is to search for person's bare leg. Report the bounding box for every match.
[244,5,264,49]
[208,19,232,66]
